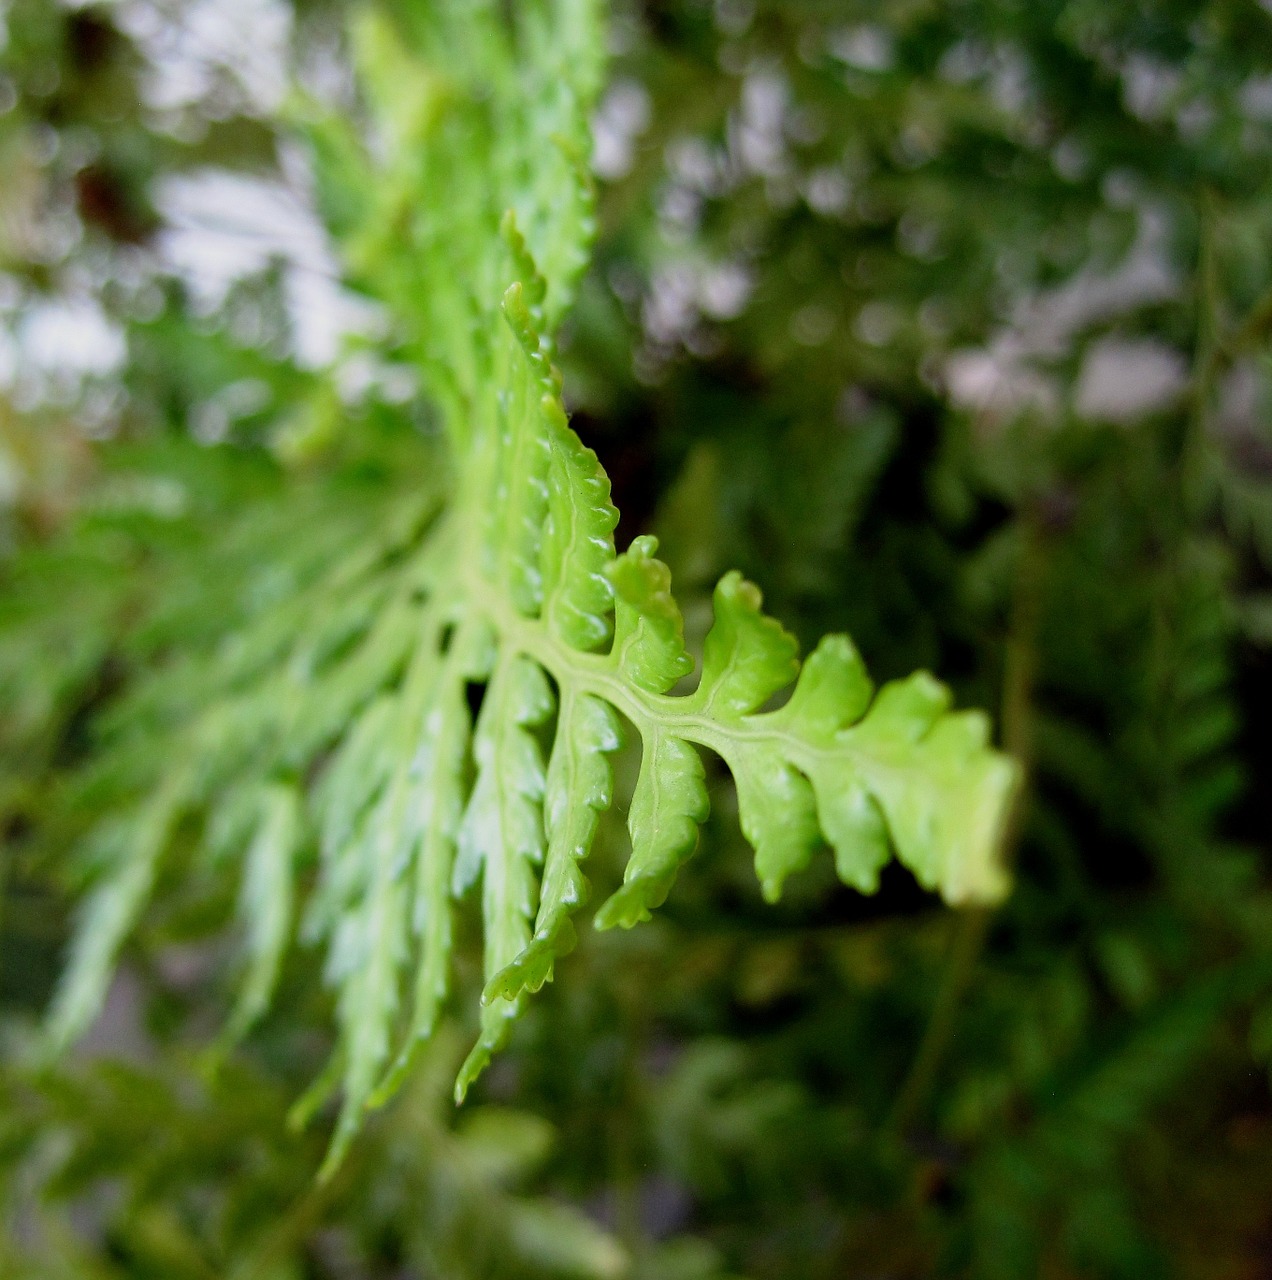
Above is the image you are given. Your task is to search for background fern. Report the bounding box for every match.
[3,1,1272,1278]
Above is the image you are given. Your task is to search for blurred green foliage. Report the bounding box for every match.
[3,1,1272,1278]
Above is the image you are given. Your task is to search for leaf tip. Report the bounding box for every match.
[759,876,784,904]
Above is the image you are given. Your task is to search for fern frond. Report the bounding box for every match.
[44,0,1017,1170]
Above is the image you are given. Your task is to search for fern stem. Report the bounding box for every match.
[488,592,951,811]
[229,1149,355,1280]
[884,904,992,1139]
[885,511,1045,1135]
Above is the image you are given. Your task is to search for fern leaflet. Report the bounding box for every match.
[45,0,1018,1174]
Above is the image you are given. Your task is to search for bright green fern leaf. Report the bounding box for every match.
[46,0,1018,1172]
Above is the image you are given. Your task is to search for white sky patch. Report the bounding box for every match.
[945,201,1182,424]
[1074,338,1188,423]
[116,0,293,116]
[1240,75,1272,122]
[698,261,752,320]
[0,326,17,388]
[17,297,127,380]
[829,26,894,74]
[592,78,652,181]
[732,70,790,179]
[155,166,374,367]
